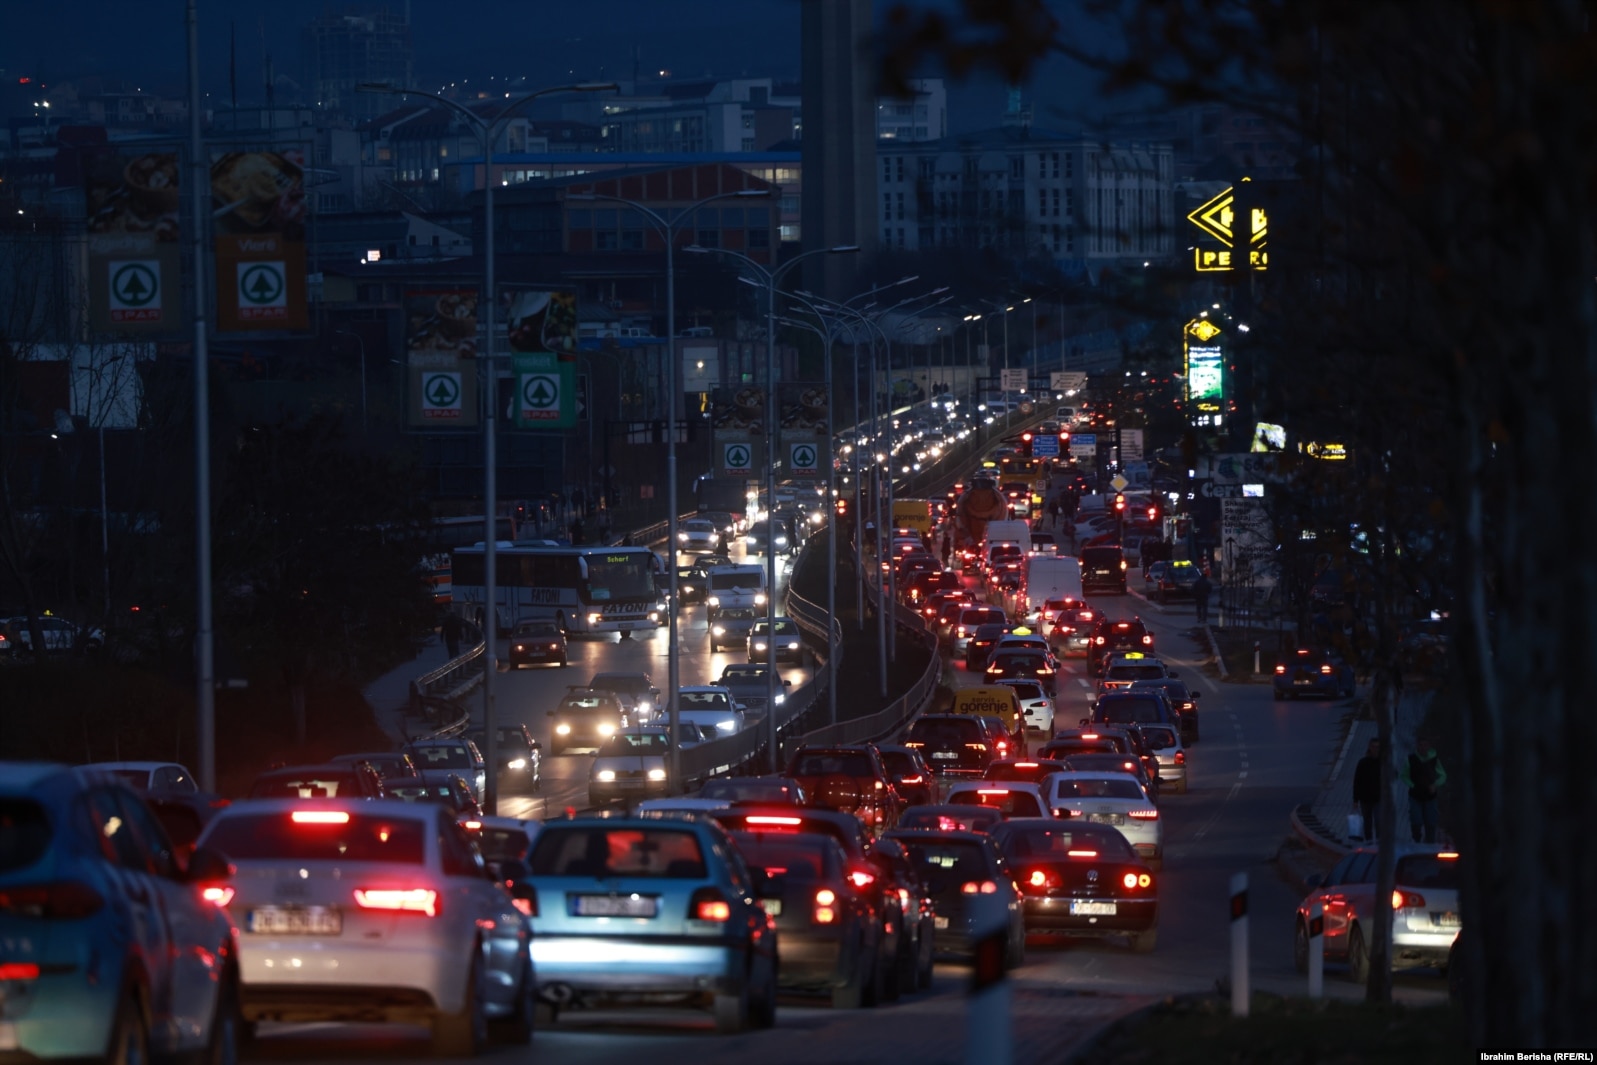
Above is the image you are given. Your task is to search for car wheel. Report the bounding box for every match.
[490,959,535,1045]
[1293,920,1310,974]
[752,954,778,1029]
[106,987,150,1065]
[1347,925,1371,985]
[1130,927,1158,954]
[712,973,752,1034]
[196,969,242,1065]
[432,947,488,1056]
[831,935,870,1009]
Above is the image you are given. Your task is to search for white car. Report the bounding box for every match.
[588,727,673,806]
[677,519,721,553]
[995,678,1056,734]
[88,760,202,794]
[676,686,747,737]
[1135,721,1189,794]
[1047,772,1164,869]
[943,779,1053,820]
[195,798,535,1053]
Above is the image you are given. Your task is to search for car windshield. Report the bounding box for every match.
[529,826,707,879]
[558,695,617,712]
[790,751,873,777]
[711,572,763,590]
[407,744,475,769]
[994,823,1134,862]
[596,732,671,756]
[961,609,1006,626]
[750,620,800,636]
[896,839,992,891]
[1081,548,1123,566]
[679,690,731,709]
[592,675,650,693]
[204,811,426,863]
[878,750,919,776]
[515,621,559,637]
[993,654,1047,670]
[1054,777,1145,801]
[389,782,463,806]
[896,807,1002,833]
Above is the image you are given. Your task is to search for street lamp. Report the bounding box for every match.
[334,329,367,432]
[566,186,768,792]
[360,79,616,815]
[684,243,860,771]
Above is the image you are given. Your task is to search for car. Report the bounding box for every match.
[1046,771,1164,868]
[875,744,938,807]
[465,725,543,792]
[588,727,673,806]
[710,606,761,651]
[1273,646,1357,700]
[952,605,1008,657]
[1044,726,1163,798]
[698,510,740,539]
[676,686,748,739]
[588,670,660,719]
[86,760,202,795]
[964,622,1009,671]
[1080,545,1129,595]
[743,519,793,556]
[718,662,791,713]
[748,617,808,665]
[983,650,1060,695]
[1,614,105,656]
[894,804,1006,833]
[1098,652,1175,696]
[545,688,628,754]
[459,814,541,875]
[194,797,535,1051]
[1148,559,1202,603]
[881,829,1027,966]
[728,829,880,1007]
[403,739,488,800]
[0,762,241,1063]
[989,818,1159,952]
[696,776,807,805]
[905,714,1004,777]
[678,517,722,553]
[1049,603,1100,656]
[509,619,568,667]
[1087,617,1156,675]
[524,814,779,1032]
[248,762,386,801]
[674,562,712,606]
[391,771,485,818]
[328,751,422,784]
[994,678,1056,734]
[1086,690,1180,733]
[943,779,1053,819]
[982,758,1071,785]
[1293,846,1461,981]
[1135,722,1188,794]
[785,745,905,834]
[1129,678,1202,744]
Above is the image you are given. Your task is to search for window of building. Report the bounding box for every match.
[896,192,905,220]
[1065,153,1073,179]
[748,227,769,249]
[896,157,906,182]
[1010,156,1023,180]
[620,230,644,251]
[884,193,893,219]
[596,231,618,251]
[883,158,893,183]
[1051,188,1060,217]
[696,230,720,249]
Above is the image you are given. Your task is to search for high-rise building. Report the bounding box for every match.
[801,0,876,297]
[304,7,413,124]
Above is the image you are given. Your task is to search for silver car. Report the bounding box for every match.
[588,727,673,806]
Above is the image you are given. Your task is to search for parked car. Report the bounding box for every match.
[1,614,104,656]
[1294,846,1461,981]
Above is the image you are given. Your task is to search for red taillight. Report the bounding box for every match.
[200,885,235,907]
[1027,869,1050,889]
[460,820,483,832]
[745,815,803,826]
[900,775,923,785]
[0,882,105,919]
[960,880,998,894]
[965,743,988,751]
[847,869,876,891]
[0,963,40,981]
[1094,636,1106,645]
[1128,809,1159,820]
[814,887,838,924]
[1141,635,1153,645]
[1392,890,1426,910]
[1067,849,1098,858]
[1123,871,1153,889]
[292,811,350,825]
[354,888,440,916]
[1274,665,1286,674]
[692,888,732,922]
[1174,751,1186,765]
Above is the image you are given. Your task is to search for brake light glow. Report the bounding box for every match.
[1392,890,1426,910]
[847,870,876,890]
[1123,872,1153,888]
[1028,870,1049,887]
[964,743,988,751]
[1015,762,1038,768]
[1067,849,1098,858]
[354,888,440,916]
[1321,665,1333,674]
[900,775,923,785]
[0,962,40,981]
[1081,733,1099,740]
[292,811,350,825]
[200,886,235,907]
[814,887,838,924]
[960,880,998,894]
[1095,636,1106,645]
[1437,852,1460,860]
[1128,809,1159,820]
[697,899,732,921]
[461,820,482,832]
[1174,751,1186,766]
[1274,665,1286,674]
[746,816,803,826]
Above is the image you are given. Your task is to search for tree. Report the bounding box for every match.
[883,0,1597,1046]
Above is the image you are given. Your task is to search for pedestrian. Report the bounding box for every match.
[1401,736,1447,843]
[1192,569,1214,625]
[440,611,464,659]
[940,530,953,567]
[569,516,584,544]
[1351,738,1382,841]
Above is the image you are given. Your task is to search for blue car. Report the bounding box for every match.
[0,762,240,1062]
[1273,647,1357,700]
[524,813,779,1033]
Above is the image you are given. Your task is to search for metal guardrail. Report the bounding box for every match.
[408,619,485,738]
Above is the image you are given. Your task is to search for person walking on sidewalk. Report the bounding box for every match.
[1401,736,1447,843]
[1192,569,1214,626]
[1352,738,1383,841]
[440,611,464,659]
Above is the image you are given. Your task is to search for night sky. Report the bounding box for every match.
[3,0,1127,133]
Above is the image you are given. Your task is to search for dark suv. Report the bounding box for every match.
[905,714,1001,777]
[1080,545,1128,595]
[1086,616,1155,675]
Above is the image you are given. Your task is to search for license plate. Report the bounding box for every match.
[1088,812,1125,826]
[1069,901,1116,916]
[248,906,342,935]
[1294,679,1314,686]
[934,916,949,930]
[762,899,783,917]
[931,751,958,760]
[1433,912,1461,928]
[573,894,658,918]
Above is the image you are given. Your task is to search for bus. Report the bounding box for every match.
[451,543,662,636]
[421,515,519,604]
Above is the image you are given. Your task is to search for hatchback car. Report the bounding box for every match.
[882,829,1026,966]
[983,650,1059,696]
[524,814,779,1033]
[875,744,937,807]
[509,619,568,668]
[1049,604,1100,657]
[545,689,628,754]
[195,798,535,1053]
[1274,647,1357,701]
[403,739,488,801]
[748,617,807,665]
[990,818,1158,952]
[248,762,386,801]
[1128,678,1202,744]
[1294,846,1461,981]
[710,607,760,652]
[678,518,722,554]
[0,763,241,1064]
[588,727,672,806]
[994,679,1056,734]
[1135,722,1189,794]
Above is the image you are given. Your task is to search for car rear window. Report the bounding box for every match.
[878,750,919,777]
[475,827,532,864]
[1140,726,1179,750]
[1396,854,1461,890]
[1094,697,1168,725]
[993,824,1134,862]
[407,745,473,769]
[896,808,1002,833]
[960,608,1006,626]
[249,771,363,799]
[896,839,993,891]
[388,782,460,806]
[1081,548,1123,566]
[907,719,981,746]
[530,827,707,879]
[948,789,1044,817]
[1108,665,1167,680]
[203,812,426,864]
[0,799,51,874]
[1004,682,1044,700]
[790,751,873,778]
[731,833,839,880]
[1054,778,1145,801]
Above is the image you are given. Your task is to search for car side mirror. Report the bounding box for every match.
[185,845,233,884]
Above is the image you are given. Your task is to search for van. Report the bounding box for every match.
[949,685,1025,738]
[1024,555,1084,614]
[984,519,1032,556]
[705,564,767,619]
[892,499,935,537]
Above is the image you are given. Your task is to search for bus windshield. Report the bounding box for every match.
[585,553,657,601]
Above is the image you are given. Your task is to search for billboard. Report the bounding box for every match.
[406,291,479,427]
[503,289,579,429]
[83,150,183,334]
[713,386,766,477]
[778,383,829,478]
[1184,317,1225,425]
[211,150,309,331]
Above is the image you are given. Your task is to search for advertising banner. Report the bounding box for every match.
[1184,317,1225,424]
[84,150,183,334]
[406,291,479,427]
[1119,428,1144,463]
[778,382,829,478]
[713,386,765,477]
[503,289,579,429]
[212,150,308,331]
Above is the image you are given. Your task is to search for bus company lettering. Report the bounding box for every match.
[600,601,653,616]
[526,587,565,605]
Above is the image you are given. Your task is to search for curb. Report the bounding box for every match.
[1062,991,1220,1065]
[1290,801,1351,859]
[1202,624,1229,680]
[1274,835,1335,897]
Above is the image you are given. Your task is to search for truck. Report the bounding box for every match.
[952,479,1009,551]
[983,519,1033,556]
[892,499,935,538]
[695,477,751,521]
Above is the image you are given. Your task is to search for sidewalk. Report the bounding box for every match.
[361,633,457,745]
[1290,690,1435,856]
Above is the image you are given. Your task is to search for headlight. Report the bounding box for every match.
[707,596,720,607]
[717,721,737,733]
[599,723,617,737]
[648,611,660,621]
[775,693,786,705]
[787,640,800,649]
[678,533,689,542]
[776,536,788,545]
[754,641,767,651]
[754,593,767,605]
[745,535,757,545]
[596,769,617,782]
[713,625,726,636]
[556,723,571,735]
[507,758,527,770]
[512,643,525,652]
[588,612,601,624]
[647,768,667,781]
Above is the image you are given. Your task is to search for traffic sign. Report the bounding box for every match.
[576,374,588,420]
[420,372,464,420]
[789,442,820,475]
[108,261,162,322]
[1110,474,1129,492]
[237,261,287,320]
[999,369,1028,393]
[1050,371,1087,393]
[723,442,754,475]
[1031,433,1059,456]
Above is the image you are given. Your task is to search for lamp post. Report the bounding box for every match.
[685,243,859,771]
[334,329,367,432]
[567,187,769,791]
[361,79,616,815]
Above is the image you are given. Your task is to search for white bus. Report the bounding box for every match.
[452,544,662,636]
